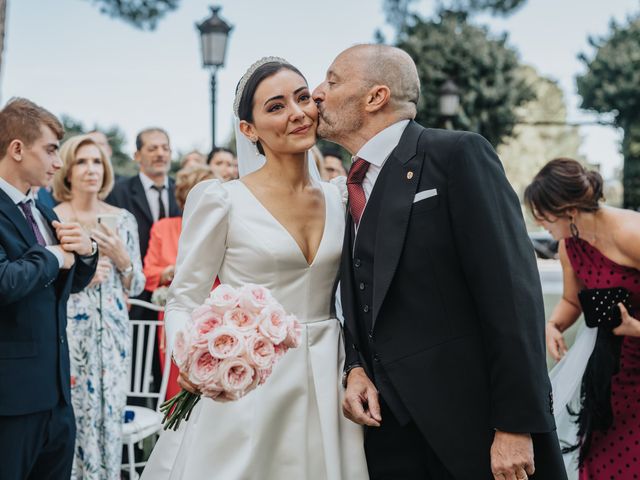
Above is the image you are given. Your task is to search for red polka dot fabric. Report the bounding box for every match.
[566,237,640,480]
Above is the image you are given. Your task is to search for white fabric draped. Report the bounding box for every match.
[549,324,597,478]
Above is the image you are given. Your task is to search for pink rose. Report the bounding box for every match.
[191,304,215,323]
[188,348,222,387]
[245,334,276,369]
[283,315,301,348]
[238,284,273,313]
[192,310,224,348]
[257,305,289,344]
[207,326,245,359]
[274,343,287,359]
[201,383,224,400]
[223,307,257,332]
[206,284,240,313]
[173,330,191,370]
[218,357,256,397]
[256,366,273,385]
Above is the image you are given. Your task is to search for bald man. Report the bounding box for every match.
[313,45,566,480]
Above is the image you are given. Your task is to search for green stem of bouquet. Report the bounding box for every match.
[160,389,202,431]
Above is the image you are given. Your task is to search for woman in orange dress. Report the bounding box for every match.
[144,165,215,399]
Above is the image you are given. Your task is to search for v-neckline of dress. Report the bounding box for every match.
[237,180,328,267]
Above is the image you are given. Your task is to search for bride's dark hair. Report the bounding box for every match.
[236,61,307,155]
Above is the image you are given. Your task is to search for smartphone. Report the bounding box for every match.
[97,213,118,231]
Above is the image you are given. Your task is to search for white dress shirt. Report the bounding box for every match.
[354,119,410,202]
[138,172,170,222]
[351,119,410,233]
[0,176,63,268]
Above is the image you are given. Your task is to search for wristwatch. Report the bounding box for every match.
[118,263,134,277]
[342,363,362,388]
[88,240,98,257]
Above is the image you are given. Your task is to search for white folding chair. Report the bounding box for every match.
[121,298,172,479]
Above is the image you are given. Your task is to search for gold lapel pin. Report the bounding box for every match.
[406,171,414,180]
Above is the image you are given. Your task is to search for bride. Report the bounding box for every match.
[141,57,369,479]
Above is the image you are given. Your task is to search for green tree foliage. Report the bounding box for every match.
[61,115,138,177]
[382,0,526,33]
[397,11,535,146]
[498,66,582,201]
[577,15,640,209]
[446,0,526,15]
[85,0,180,30]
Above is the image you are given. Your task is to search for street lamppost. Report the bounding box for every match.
[439,78,460,130]
[197,6,233,149]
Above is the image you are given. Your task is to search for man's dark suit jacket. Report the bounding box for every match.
[106,174,181,262]
[0,190,97,415]
[340,121,565,479]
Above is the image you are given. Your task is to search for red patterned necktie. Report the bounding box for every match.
[347,157,370,226]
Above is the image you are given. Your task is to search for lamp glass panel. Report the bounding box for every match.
[201,32,228,67]
[439,94,460,117]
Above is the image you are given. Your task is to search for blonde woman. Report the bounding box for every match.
[53,134,145,480]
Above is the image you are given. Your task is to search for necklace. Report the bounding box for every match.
[69,201,104,233]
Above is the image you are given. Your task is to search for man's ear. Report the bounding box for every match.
[7,139,24,162]
[239,120,258,143]
[133,150,141,163]
[364,85,391,113]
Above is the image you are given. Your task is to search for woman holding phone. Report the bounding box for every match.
[53,134,145,480]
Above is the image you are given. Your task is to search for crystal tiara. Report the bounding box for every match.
[233,56,290,118]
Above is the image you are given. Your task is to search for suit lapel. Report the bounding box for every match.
[339,212,359,337]
[131,176,154,224]
[371,121,425,329]
[0,189,38,245]
[35,199,59,231]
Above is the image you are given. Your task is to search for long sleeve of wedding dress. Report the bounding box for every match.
[164,179,228,349]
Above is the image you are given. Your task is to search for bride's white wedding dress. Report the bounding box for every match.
[142,179,368,480]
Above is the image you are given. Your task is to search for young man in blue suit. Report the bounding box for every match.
[0,98,98,480]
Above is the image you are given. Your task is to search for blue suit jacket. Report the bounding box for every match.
[0,189,97,416]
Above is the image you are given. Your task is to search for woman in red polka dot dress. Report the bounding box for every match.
[525,158,640,479]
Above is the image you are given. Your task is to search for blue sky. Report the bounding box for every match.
[3,0,638,178]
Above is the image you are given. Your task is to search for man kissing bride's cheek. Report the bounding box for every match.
[142,45,567,480]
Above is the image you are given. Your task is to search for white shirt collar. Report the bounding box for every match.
[138,172,168,190]
[353,119,410,167]
[0,176,32,205]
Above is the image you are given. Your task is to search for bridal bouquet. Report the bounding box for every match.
[160,283,301,430]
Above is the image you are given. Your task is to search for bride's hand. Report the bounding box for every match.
[178,370,200,394]
[546,322,567,362]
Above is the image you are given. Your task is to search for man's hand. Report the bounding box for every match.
[52,221,92,256]
[47,245,75,269]
[342,367,382,427]
[490,431,534,480]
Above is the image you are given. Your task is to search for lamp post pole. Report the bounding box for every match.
[197,6,232,150]
[210,68,218,147]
